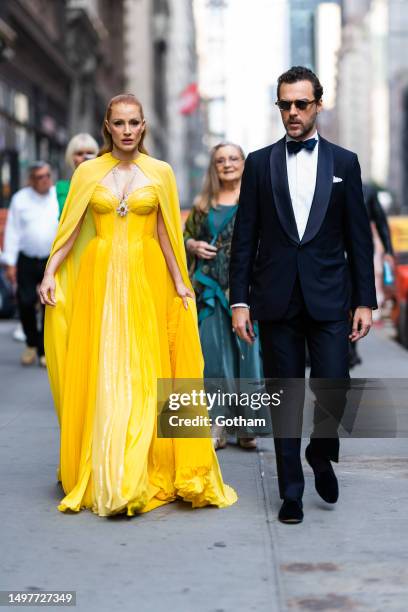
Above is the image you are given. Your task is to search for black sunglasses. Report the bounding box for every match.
[275,99,317,111]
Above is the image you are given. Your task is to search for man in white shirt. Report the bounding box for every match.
[2,161,59,367]
[229,66,377,524]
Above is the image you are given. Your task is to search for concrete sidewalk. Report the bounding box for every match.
[0,320,407,611]
[261,326,408,611]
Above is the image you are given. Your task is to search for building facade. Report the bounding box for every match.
[0,0,204,255]
[388,0,408,211]
[66,0,126,138]
[123,0,169,160]
[336,4,372,179]
[166,0,202,206]
[0,0,126,212]
[124,0,202,207]
[195,0,290,156]
[194,0,228,149]
[336,0,390,196]
[0,0,72,207]
[288,0,341,143]
[289,0,340,69]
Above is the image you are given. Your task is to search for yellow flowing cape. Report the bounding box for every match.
[45,152,201,424]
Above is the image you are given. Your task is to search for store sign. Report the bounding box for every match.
[180,83,200,115]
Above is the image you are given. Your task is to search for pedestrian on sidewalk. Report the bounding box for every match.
[184,143,270,451]
[2,161,59,367]
[39,93,237,517]
[56,133,99,218]
[229,66,377,524]
[349,183,395,368]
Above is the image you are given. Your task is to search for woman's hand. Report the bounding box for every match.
[186,239,217,260]
[39,273,57,307]
[175,281,195,310]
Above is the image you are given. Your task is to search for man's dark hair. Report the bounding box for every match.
[277,66,323,101]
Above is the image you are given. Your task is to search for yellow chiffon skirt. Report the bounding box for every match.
[46,185,237,516]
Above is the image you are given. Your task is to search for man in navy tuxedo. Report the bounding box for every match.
[229,66,377,524]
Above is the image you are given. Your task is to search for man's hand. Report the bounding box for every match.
[383,253,395,270]
[231,307,255,344]
[5,265,17,286]
[349,307,372,342]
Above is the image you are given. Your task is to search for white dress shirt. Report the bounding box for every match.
[1,186,59,266]
[231,132,319,309]
[286,130,319,241]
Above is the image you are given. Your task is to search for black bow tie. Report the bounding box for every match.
[286,138,317,155]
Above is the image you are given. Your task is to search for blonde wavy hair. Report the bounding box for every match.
[99,93,148,156]
[194,142,245,212]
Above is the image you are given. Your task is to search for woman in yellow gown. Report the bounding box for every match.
[39,94,237,517]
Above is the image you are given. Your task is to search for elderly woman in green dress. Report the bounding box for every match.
[184,143,270,450]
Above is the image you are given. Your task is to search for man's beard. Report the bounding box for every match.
[285,116,317,139]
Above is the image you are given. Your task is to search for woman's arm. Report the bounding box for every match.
[157,207,194,309]
[183,207,198,246]
[39,216,85,306]
[183,208,197,265]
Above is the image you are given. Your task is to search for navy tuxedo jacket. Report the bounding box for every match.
[229,136,377,321]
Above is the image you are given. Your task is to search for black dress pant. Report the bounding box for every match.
[259,278,350,502]
[16,252,48,356]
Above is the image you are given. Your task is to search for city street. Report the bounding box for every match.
[1,0,408,610]
[0,319,407,612]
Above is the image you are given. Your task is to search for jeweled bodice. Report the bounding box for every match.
[89,184,159,242]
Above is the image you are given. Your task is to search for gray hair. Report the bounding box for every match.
[28,161,49,175]
[194,142,246,212]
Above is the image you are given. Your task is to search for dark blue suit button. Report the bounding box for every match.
[297,243,302,249]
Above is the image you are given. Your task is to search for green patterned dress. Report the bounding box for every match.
[184,205,271,436]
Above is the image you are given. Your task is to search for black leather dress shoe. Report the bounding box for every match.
[305,444,339,504]
[278,500,303,524]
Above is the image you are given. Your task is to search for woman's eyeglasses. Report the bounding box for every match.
[214,156,243,166]
[33,172,51,180]
[275,99,317,112]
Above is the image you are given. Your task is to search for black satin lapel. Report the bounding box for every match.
[269,139,300,244]
[301,138,334,245]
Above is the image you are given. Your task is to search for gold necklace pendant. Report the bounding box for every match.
[116,198,129,217]
[112,165,137,216]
